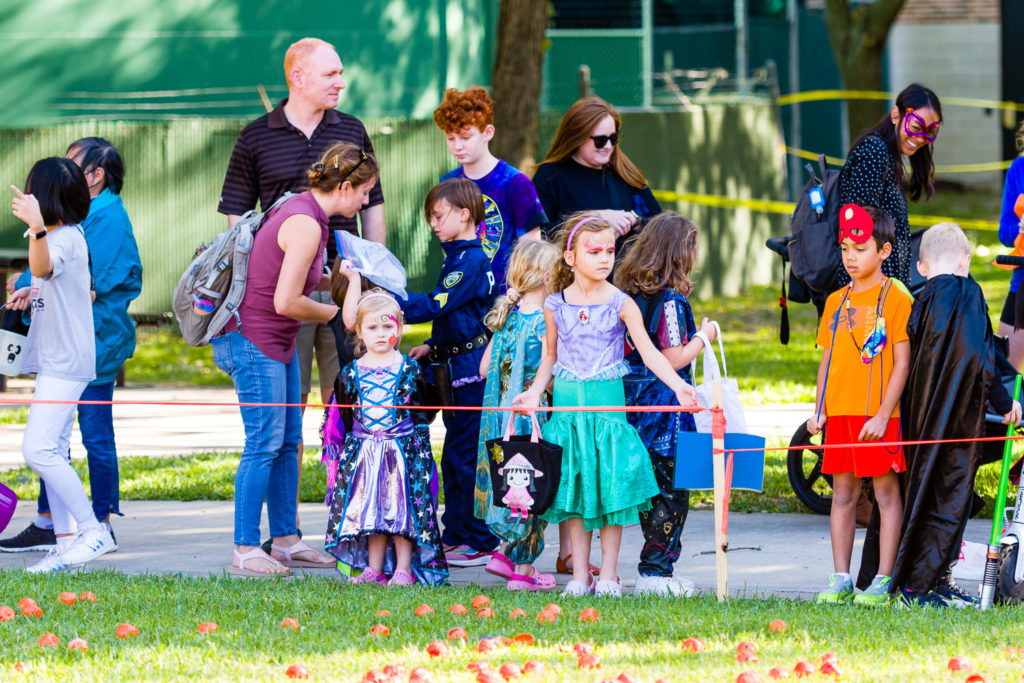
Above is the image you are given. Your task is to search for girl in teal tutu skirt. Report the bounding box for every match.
[512,212,700,597]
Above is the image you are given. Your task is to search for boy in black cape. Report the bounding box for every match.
[891,223,1020,606]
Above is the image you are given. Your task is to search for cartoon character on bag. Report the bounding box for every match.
[497,453,544,518]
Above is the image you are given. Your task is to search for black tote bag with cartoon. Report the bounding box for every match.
[485,414,562,517]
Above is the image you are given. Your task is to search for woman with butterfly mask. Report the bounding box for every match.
[835,84,943,290]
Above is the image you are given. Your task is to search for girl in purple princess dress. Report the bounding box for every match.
[321,289,447,586]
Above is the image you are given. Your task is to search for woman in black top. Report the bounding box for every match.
[532,96,660,239]
[835,83,942,287]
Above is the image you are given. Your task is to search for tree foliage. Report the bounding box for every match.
[822,0,907,143]
[491,0,550,171]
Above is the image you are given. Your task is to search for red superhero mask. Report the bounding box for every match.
[838,204,873,244]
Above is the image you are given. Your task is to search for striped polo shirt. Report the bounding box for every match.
[218,98,384,260]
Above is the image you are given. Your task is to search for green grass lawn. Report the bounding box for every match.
[1,574,1024,682]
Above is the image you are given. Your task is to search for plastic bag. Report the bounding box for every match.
[335,230,408,299]
[690,321,749,433]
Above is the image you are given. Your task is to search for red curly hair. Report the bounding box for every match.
[433,86,494,134]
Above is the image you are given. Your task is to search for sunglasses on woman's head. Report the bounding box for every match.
[339,149,370,184]
[903,110,940,143]
[589,131,621,148]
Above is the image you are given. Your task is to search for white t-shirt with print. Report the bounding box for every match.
[22,225,96,382]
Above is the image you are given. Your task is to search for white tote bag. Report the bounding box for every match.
[690,322,748,434]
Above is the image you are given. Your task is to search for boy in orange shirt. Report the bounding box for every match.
[807,204,913,606]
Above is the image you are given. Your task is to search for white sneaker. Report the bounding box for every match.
[101,522,118,553]
[562,579,596,597]
[27,548,70,574]
[61,527,115,565]
[635,575,696,597]
[595,578,623,597]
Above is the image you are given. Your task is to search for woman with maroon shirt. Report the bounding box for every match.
[212,143,379,577]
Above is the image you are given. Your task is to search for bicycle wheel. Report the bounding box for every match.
[787,423,833,515]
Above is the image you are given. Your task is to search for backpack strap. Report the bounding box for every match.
[780,259,790,346]
[818,154,829,183]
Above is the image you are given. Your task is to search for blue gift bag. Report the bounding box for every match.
[673,431,766,492]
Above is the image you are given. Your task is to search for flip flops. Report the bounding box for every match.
[228,548,292,578]
[270,539,335,568]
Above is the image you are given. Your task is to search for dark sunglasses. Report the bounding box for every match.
[339,149,369,184]
[589,131,621,148]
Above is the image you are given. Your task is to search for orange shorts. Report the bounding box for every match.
[822,415,906,478]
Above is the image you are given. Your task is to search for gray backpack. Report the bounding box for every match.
[172,193,295,346]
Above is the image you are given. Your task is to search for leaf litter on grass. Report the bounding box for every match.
[3,573,1024,681]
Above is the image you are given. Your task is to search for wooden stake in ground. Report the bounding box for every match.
[711,383,728,601]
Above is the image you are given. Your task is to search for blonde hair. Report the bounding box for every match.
[550,212,615,293]
[284,38,335,87]
[485,240,561,331]
[352,289,404,354]
[1017,121,1024,155]
[614,212,699,297]
[919,222,971,270]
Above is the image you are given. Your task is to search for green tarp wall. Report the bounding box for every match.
[0,102,785,314]
[0,0,497,127]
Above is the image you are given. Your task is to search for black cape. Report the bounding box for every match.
[856,275,1011,590]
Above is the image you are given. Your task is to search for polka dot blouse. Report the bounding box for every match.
[835,134,910,287]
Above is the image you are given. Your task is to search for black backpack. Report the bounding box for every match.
[788,155,843,294]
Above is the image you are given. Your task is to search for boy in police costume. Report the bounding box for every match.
[398,178,498,566]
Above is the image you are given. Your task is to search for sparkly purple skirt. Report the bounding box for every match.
[337,438,416,539]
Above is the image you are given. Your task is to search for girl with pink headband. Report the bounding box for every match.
[513,212,700,597]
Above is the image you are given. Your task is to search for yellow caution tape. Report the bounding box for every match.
[783,146,1013,174]
[778,89,1024,112]
[650,190,796,215]
[777,90,1021,173]
[651,189,1000,232]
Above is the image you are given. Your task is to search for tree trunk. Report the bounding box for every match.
[491,0,549,173]
[822,0,907,143]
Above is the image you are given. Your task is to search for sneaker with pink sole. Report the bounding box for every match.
[444,544,493,567]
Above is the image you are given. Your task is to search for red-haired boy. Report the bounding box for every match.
[434,87,548,289]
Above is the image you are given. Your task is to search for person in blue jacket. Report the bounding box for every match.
[0,137,142,553]
[996,121,1024,370]
[400,178,498,567]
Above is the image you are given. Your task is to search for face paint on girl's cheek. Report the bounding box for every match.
[387,335,398,347]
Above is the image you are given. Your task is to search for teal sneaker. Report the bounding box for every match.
[814,574,854,604]
[853,575,892,606]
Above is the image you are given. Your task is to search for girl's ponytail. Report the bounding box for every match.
[484,291,517,332]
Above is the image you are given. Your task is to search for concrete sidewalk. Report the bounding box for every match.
[0,500,990,598]
[0,381,989,596]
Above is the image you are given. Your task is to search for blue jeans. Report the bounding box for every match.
[38,382,120,522]
[211,332,300,546]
